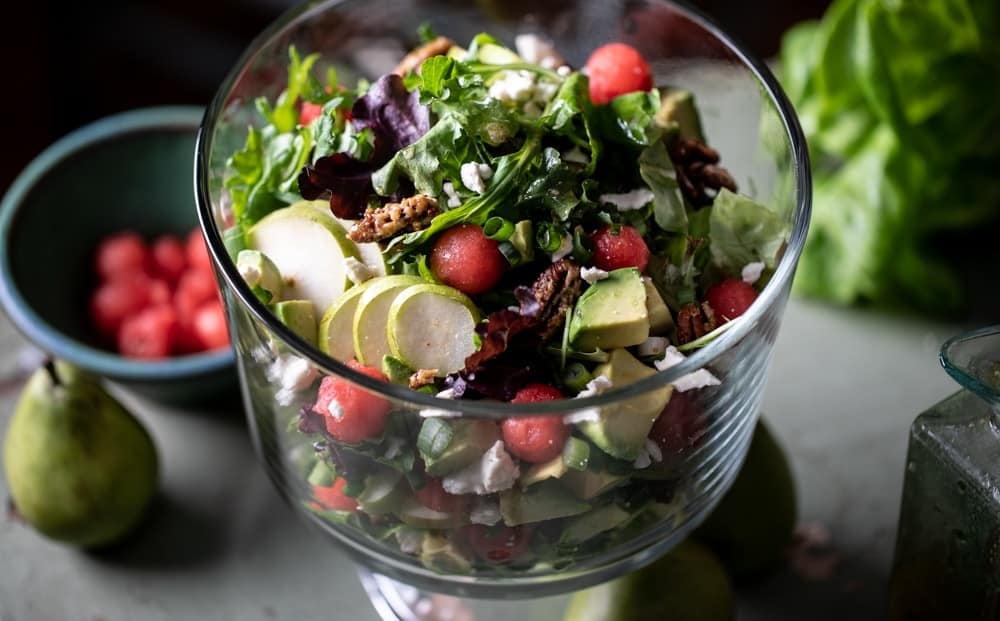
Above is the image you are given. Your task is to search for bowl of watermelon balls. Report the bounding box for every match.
[0,107,236,405]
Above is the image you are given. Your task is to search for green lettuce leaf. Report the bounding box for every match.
[709,189,788,276]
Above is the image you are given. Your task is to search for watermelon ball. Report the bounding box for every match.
[584,42,654,105]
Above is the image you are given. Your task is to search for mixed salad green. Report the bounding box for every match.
[223,31,788,574]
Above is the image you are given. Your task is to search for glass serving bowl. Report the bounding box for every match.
[195,0,810,604]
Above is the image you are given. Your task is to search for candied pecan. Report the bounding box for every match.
[523,259,583,340]
[409,368,438,389]
[393,36,456,76]
[349,195,439,243]
[675,301,718,345]
[668,137,738,207]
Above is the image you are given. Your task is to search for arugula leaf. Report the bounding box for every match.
[590,89,662,148]
[519,147,583,220]
[709,189,788,275]
[540,73,601,175]
[256,46,321,134]
[638,140,687,233]
[226,124,313,227]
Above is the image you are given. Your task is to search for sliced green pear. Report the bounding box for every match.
[295,200,388,279]
[318,280,377,362]
[247,203,360,312]
[387,284,480,376]
[352,275,424,366]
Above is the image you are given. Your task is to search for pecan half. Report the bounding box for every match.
[522,259,583,341]
[668,137,738,207]
[349,195,439,243]
[409,368,438,390]
[675,301,718,345]
[393,36,456,76]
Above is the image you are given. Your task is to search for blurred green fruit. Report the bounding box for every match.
[564,540,735,621]
[3,361,158,548]
[695,418,797,579]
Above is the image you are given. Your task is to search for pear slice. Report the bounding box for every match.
[294,200,387,279]
[387,283,480,376]
[318,280,377,362]
[352,275,424,366]
[247,204,360,312]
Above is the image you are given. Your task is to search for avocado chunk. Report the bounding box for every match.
[356,469,408,515]
[578,349,673,461]
[655,88,704,141]
[643,277,674,335]
[568,268,650,351]
[397,497,465,529]
[499,480,590,526]
[421,419,500,477]
[562,468,627,500]
[560,504,632,545]
[272,299,318,346]
[420,532,472,574]
[520,455,569,488]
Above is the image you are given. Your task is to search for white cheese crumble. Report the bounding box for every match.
[460,162,493,194]
[268,355,319,406]
[557,65,572,77]
[442,441,520,495]
[442,181,462,208]
[633,438,664,470]
[742,261,765,285]
[469,496,502,526]
[514,34,562,68]
[522,101,543,119]
[238,261,260,286]
[636,336,670,358]
[532,80,559,103]
[436,387,457,399]
[654,346,721,392]
[550,233,573,262]
[562,146,590,165]
[599,188,655,211]
[344,256,374,285]
[581,266,609,284]
[488,70,535,103]
[418,388,461,418]
[564,375,613,424]
[577,374,613,399]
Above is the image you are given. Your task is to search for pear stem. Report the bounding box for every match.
[43,359,61,387]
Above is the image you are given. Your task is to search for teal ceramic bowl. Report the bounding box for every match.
[0,107,236,405]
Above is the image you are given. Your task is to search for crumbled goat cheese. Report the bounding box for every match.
[557,65,572,77]
[636,336,670,358]
[436,388,457,399]
[419,387,461,418]
[514,34,562,68]
[655,346,721,392]
[522,101,543,119]
[442,181,462,208]
[533,80,559,103]
[550,233,574,262]
[469,496,502,526]
[564,375,613,424]
[442,441,520,495]
[344,256,375,285]
[632,439,665,470]
[742,261,765,285]
[488,70,535,103]
[460,162,493,194]
[269,355,319,406]
[599,188,656,211]
[581,266,609,284]
[562,146,590,165]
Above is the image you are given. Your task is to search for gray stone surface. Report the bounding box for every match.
[0,299,964,620]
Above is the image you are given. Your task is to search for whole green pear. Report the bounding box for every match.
[3,361,158,548]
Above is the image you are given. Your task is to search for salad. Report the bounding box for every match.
[222,30,787,575]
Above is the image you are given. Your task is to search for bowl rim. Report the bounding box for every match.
[195,0,812,416]
[0,106,235,381]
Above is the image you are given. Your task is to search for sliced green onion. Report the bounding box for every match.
[536,222,564,253]
[509,220,535,262]
[498,241,523,267]
[563,362,593,394]
[483,216,515,241]
[571,227,594,264]
[417,418,455,459]
[562,437,591,471]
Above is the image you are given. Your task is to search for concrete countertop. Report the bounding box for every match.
[0,298,963,620]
